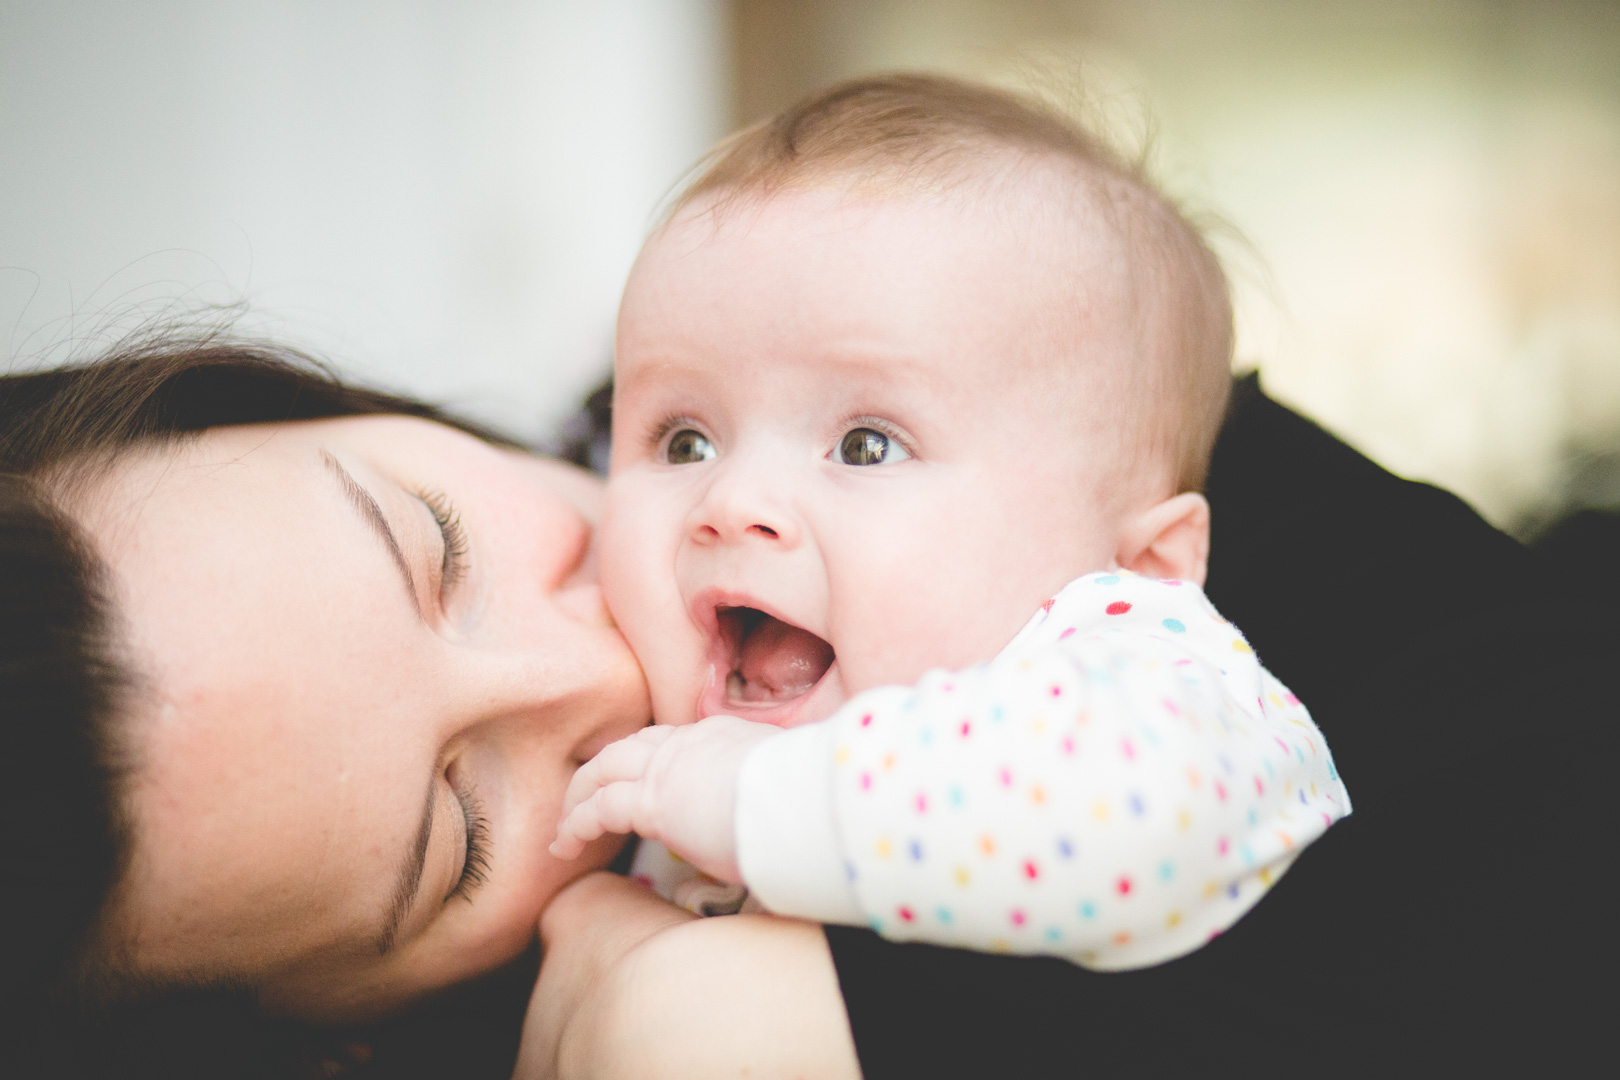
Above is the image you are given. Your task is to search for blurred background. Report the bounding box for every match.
[4,0,1618,539]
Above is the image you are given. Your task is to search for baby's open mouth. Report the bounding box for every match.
[717,606,835,705]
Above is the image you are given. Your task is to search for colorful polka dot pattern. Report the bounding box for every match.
[825,570,1350,971]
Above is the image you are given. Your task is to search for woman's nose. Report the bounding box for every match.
[482,606,650,747]
[553,581,613,628]
[686,463,801,548]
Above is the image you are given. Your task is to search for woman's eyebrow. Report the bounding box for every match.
[376,778,438,956]
[319,451,420,613]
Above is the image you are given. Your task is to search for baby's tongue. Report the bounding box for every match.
[735,616,834,702]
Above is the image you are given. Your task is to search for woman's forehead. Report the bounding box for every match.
[88,422,423,689]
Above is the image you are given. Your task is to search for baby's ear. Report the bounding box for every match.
[1115,492,1211,586]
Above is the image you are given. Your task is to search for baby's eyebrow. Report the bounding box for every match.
[319,450,419,614]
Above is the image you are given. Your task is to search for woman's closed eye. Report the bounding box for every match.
[449,777,491,903]
[417,489,469,604]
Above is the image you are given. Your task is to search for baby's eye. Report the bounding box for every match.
[665,429,716,464]
[833,427,910,466]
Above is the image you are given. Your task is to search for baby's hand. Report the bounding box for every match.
[550,715,783,883]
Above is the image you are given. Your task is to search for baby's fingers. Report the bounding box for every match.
[549,781,648,860]
[561,725,676,817]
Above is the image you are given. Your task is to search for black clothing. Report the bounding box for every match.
[827,377,1615,1077]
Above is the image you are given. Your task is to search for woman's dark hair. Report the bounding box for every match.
[0,329,520,1078]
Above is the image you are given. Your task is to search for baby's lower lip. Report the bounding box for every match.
[700,662,839,729]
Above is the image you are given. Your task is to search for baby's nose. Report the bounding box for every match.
[687,472,800,548]
[695,520,780,541]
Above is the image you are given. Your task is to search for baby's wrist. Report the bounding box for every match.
[735,722,863,924]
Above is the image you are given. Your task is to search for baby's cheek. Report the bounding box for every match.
[600,587,696,727]
[833,601,948,695]
[625,645,700,728]
[597,488,654,622]
[597,499,671,698]
[595,546,633,627]
[836,576,1027,694]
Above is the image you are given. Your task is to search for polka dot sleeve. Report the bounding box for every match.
[742,571,1350,970]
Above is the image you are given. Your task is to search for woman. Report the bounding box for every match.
[4,334,1610,1079]
[2,333,670,1077]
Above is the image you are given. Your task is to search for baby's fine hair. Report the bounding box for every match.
[667,72,1234,493]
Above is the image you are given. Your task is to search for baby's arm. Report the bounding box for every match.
[557,575,1350,968]
[747,631,1342,968]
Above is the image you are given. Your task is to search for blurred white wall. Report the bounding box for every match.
[0,0,728,440]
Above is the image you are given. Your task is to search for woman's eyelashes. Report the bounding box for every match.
[417,490,469,601]
[448,779,491,903]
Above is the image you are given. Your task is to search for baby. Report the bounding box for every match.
[552,74,1349,969]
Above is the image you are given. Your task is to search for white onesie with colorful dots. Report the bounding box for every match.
[635,570,1350,970]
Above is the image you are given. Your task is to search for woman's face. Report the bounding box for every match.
[68,416,649,1021]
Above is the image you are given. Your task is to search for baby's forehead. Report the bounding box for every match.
[657,168,1135,318]
[634,173,1144,399]
[672,151,1121,251]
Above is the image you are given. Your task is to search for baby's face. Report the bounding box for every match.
[603,185,1136,728]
